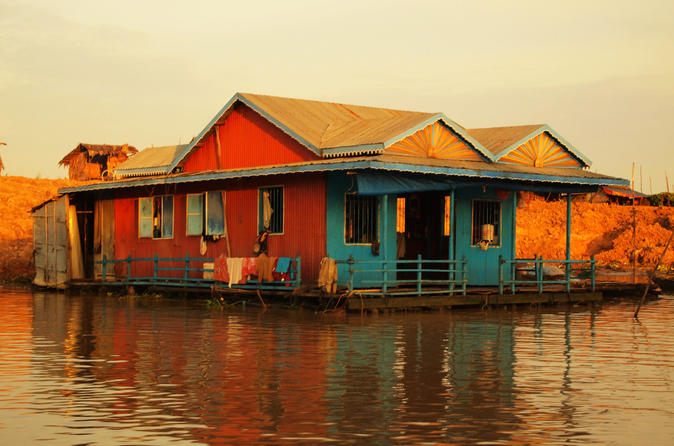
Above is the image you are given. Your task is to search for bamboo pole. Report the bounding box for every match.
[666,171,670,193]
[632,163,637,284]
[214,125,231,257]
[634,229,674,318]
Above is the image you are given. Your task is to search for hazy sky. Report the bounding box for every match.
[1,0,672,192]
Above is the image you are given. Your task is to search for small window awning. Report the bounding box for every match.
[355,172,455,195]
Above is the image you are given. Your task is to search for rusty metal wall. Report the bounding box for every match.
[182,103,319,173]
[113,173,326,283]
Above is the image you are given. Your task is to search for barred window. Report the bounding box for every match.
[345,194,379,244]
[471,200,500,246]
[259,186,283,234]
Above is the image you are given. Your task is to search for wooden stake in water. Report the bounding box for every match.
[634,229,674,318]
[632,163,637,284]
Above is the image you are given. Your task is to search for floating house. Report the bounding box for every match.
[59,143,137,180]
[35,93,628,298]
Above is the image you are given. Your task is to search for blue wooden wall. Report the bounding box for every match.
[326,172,396,287]
[454,186,514,286]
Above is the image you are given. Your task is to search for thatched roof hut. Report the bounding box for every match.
[59,143,137,180]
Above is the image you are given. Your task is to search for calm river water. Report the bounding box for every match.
[0,288,673,445]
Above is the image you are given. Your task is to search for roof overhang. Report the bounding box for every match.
[60,157,628,195]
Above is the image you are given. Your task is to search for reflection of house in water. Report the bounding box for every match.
[325,315,519,443]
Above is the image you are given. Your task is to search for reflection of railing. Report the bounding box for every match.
[498,255,596,294]
[336,255,467,296]
[95,254,301,290]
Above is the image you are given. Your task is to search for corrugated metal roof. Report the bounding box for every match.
[240,93,437,149]
[603,185,649,198]
[466,125,544,156]
[58,143,137,165]
[60,153,628,195]
[113,144,186,178]
[168,93,494,172]
[466,124,592,167]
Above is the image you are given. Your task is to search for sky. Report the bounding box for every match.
[1,0,673,192]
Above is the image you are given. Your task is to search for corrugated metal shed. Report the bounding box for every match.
[114,144,186,178]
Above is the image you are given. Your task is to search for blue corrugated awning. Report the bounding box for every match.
[355,172,455,195]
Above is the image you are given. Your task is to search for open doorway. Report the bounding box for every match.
[396,192,451,262]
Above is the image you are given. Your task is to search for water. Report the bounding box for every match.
[1,288,673,445]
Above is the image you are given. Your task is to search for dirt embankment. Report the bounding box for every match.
[1,176,673,283]
[0,176,80,283]
[517,196,674,268]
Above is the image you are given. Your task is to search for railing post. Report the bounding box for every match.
[511,258,516,295]
[449,258,455,295]
[416,254,422,296]
[347,255,354,292]
[295,255,301,287]
[126,255,132,282]
[565,259,571,293]
[537,255,543,294]
[462,256,467,295]
[498,255,504,295]
[591,255,596,292]
[184,253,190,282]
[382,258,388,294]
[102,254,107,281]
[153,253,159,282]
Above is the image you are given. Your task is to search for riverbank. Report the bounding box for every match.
[1,176,673,284]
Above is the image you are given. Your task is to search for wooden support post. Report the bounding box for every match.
[102,254,107,281]
[462,256,467,295]
[184,253,190,281]
[153,253,158,281]
[126,255,132,282]
[347,255,354,291]
[382,194,388,293]
[566,193,572,289]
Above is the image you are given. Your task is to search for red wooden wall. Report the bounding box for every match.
[181,102,319,173]
[113,173,326,282]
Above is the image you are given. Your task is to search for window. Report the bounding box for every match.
[139,196,173,239]
[471,200,500,246]
[345,194,379,244]
[259,186,283,234]
[186,192,225,236]
[186,194,203,236]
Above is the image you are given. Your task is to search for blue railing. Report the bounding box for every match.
[336,255,468,296]
[498,255,596,294]
[95,254,301,290]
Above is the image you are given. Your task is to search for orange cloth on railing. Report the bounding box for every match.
[214,254,229,283]
[256,253,277,282]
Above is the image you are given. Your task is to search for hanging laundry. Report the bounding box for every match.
[214,254,228,283]
[241,257,258,279]
[226,257,243,288]
[318,257,338,294]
